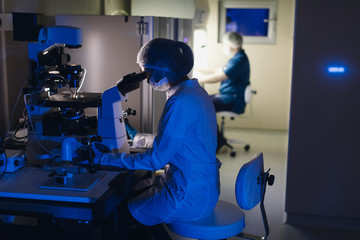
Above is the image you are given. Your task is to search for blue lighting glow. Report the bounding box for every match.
[328,66,345,73]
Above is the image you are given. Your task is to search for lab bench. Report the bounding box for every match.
[0,166,148,240]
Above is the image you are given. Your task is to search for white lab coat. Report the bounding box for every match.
[100,79,220,226]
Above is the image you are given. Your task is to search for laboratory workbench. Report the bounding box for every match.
[0,166,148,240]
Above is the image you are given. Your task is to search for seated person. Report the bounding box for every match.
[197,32,250,152]
[95,38,221,240]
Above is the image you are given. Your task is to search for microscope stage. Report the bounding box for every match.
[40,92,102,108]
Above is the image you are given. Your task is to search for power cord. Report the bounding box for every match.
[5,78,28,140]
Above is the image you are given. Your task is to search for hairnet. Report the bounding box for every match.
[223,32,243,49]
[137,38,194,84]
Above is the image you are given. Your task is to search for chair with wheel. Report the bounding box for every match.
[167,152,274,240]
[217,85,257,157]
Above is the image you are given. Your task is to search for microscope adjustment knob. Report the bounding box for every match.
[14,160,20,166]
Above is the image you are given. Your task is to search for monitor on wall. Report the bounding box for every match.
[218,1,278,44]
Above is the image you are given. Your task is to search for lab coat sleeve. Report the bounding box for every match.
[100,99,186,171]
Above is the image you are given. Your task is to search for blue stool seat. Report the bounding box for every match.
[167,200,245,240]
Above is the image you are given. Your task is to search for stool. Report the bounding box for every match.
[167,153,274,240]
[217,85,256,157]
[217,111,250,157]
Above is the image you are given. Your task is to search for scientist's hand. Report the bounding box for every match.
[75,142,109,167]
[125,121,138,140]
[93,142,110,164]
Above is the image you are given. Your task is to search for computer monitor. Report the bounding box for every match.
[218,1,278,44]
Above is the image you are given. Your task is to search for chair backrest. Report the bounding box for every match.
[244,85,253,104]
[235,153,264,210]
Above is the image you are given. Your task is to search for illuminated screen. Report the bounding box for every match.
[226,8,270,37]
[218,1,277,44]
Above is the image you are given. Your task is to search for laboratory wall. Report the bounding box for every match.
[0,7,5,137]
[202,0,295,131]
[56,15,147,131]
[0,19,28,138]
[131,0,195,19]
[286,0,360,225]
[3,32,28,129]
[3,0,103,15]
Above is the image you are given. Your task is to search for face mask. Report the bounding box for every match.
[149,76,170,91]
[144,63,171,91]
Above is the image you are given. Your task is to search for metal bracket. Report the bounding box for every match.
[137,20,148,35]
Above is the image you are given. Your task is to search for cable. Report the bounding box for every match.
[11,108,28,141]
[76,68,86,94]
[5,78,28,140]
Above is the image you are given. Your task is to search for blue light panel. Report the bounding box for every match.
[328,66,345,73]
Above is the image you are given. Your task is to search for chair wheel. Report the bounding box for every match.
[244,145,250,151]
[230,151,236,157]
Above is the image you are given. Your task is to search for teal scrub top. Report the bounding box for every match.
[219,49,250,113]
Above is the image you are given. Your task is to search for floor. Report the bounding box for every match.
[169,128,360,240]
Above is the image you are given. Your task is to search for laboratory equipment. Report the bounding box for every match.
[22,24,101,165]
[16,20,149,171]
[0,139,23,174]
[2,150,26,173]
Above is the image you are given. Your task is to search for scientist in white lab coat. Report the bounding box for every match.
[97,38,220,239]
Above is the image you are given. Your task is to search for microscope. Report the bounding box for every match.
[22,24,148,173]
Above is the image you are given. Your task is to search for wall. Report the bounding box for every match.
[3,32,28,131]
[0,1,5,137]
[56,15,148,131]
[202,0,295,130]
[0,29,4,137]
[3,0,102,15]
[286,0,360,224]
[131,0,195,19]
[0,11,28,137]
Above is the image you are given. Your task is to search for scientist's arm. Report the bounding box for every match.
[197,67,228,84]
[99,100,186,171]
[98,148,166,171]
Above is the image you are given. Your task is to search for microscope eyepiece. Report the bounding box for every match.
[116,72,149,95]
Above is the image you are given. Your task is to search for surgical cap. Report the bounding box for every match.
[137,38,194,84]
[223,32,243,49]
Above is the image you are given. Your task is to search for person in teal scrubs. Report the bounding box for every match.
[198,32,250,152]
